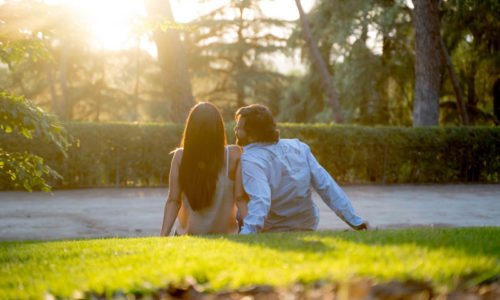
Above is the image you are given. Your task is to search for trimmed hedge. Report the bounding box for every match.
[279,124,500,184]
[1,122,499,189]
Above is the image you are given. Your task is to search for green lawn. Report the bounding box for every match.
[1,228,499,299]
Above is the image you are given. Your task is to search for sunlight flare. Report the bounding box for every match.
[41,0,315,51]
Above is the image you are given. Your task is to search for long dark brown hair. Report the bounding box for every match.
[178,102,227,211]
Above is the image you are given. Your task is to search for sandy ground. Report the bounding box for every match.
[0,184,499,241]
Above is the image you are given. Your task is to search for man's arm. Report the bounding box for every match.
[305,144,367,230]
[239,156,272,234]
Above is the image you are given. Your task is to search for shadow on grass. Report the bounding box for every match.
[197,227,500,258]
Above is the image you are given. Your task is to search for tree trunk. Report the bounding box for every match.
[132,40,141,122]
[439,38,469,124]
[466,62,478,107]
[145,0,194,122]
[58,43,72,120]
[412,0,442,126]
[493,78,500,123]
[294,0,344,123]
[235,5,246,108]
[46,62,58,114]
[94,90,101,122]
[378,32,391,124]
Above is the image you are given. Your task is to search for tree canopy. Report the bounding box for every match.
[0,0,497,126]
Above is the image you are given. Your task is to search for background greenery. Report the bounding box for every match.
[2,123,499,189]
[1,0,499,190]
[0,86,69,192]
[1,0,498,125]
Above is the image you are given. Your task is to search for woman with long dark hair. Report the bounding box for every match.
[160,102,247,235]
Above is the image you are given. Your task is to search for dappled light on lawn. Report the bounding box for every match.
[0,228,498,299]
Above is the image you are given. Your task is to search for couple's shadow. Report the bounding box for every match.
[194,230,338,254]
[192,227,499,258]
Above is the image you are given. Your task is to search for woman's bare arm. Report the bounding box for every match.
[160,150,182,236]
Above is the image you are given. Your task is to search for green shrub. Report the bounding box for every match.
[1,122,499,189]
[1,122,182,188]
[279,124,500,183]
[0,91,68,191]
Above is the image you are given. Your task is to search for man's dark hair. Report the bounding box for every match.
[235,104,279,143]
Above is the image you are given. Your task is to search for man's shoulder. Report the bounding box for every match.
[242,139,310,158]
[241,142,276,163]
[241,143,265,159]
[280,138,310,151]
[280,138,301,145]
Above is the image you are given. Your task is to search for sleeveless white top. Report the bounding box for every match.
[176,147,239,235]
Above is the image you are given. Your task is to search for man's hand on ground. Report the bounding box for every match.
[352,222,369,231]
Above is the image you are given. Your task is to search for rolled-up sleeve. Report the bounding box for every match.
[240,156,271,234]
[305,144,364,227]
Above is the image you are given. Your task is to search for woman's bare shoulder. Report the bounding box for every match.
[172,148,183,164]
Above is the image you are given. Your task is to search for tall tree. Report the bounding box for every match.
[440,37,469,124]
[287,0,414,125]
[437,0,468,125]
[184,0,290,115]
[145,0,195,122]
[0,1,175,123]
[440,0,500,125]
[494,79,500,123]
[0,1,98,121]
[412,0,442,126]
[294,0,344,123]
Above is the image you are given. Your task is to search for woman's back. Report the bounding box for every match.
[175,146,241,235]
[160,102,247,237]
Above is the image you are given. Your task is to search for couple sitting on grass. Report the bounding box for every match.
[160,103,368,236]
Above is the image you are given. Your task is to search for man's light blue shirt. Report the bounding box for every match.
[240,139,364,234]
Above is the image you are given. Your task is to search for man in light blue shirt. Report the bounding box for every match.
[235,104,368,234]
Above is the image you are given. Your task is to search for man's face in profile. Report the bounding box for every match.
[234,116,249,146]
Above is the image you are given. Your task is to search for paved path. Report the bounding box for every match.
[0,185,499,241]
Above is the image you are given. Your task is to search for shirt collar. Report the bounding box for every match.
[243,141,278,151]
